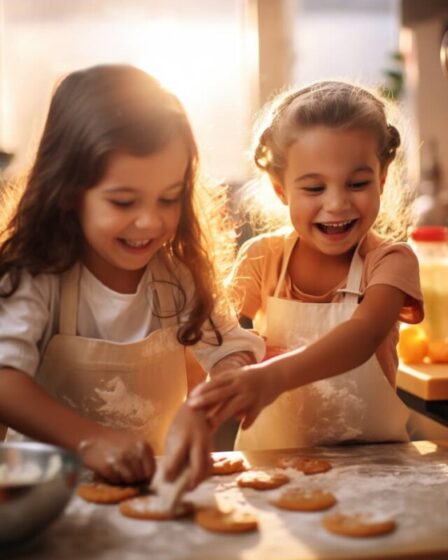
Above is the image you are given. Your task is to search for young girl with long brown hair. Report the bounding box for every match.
[0,64,263,485]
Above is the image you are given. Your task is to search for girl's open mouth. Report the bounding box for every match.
[315,220,357,235]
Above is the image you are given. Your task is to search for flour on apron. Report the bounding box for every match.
[6,256,187,454]
[236,235,410,450]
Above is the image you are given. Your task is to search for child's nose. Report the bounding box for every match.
[134,211,163,232]
[324,190,350,212]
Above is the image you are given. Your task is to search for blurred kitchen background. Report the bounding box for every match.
[0,0,447,227]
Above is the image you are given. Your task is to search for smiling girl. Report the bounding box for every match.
[0,64,264,484]
[189,81,424,450]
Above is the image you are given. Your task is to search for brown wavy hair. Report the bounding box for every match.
[0,64,236,345]
[244,80,413,240]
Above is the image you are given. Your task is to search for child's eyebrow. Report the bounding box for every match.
[294,172,322,182]
[104,186,136,194]
[103,182,184,194]
[352,166,374,174]
[295,166,375,183]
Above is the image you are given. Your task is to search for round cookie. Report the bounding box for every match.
[322,512,396,537]
[236,470,289,490]
[211,454,247,475]
[195,507,258,533]
[77,481,141,504]
[277,456,332,475]
[119,495,194,520]
[272,488,336,511]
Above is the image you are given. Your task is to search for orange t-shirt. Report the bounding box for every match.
[233,229,424,385]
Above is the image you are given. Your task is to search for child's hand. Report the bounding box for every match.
[77,429,155,485]
[163,403,213,490]
[188,364,281,430]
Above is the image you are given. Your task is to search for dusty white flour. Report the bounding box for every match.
[94,377,155,429]
[46,444,448,560]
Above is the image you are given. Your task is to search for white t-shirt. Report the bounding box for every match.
[0,264,265,376]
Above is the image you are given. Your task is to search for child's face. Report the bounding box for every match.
[78,137,189,292]
[276,126,385,257]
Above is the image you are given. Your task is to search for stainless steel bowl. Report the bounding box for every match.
[0,442,81,544]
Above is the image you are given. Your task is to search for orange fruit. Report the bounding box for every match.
[427,339,448,363]
[398,326,429,364]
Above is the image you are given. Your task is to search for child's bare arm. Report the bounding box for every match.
[0,368,155,483]
[272,284,405,391]
[189,285,406,428]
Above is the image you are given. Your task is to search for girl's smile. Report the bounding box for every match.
[315,219,358,236]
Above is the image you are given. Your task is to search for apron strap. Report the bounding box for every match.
[335,243,364,303]
[59,263,80,335]
[274,234,364,303]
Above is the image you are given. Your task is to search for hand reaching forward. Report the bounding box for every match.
[188,363,282,431]
[77,428,155,485]
[163,402,213,490]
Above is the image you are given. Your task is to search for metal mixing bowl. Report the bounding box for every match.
[0,442,81,544]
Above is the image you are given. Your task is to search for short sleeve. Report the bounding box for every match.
[232,237,269,319]
[363,242,424,324]
[0,271,53,375]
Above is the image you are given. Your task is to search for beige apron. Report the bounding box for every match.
[235,237,410,450]
[5,258,187,454]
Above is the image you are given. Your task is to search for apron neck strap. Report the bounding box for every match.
[59,263,80,335]
[274,235,364,302]
[335,246,363,303]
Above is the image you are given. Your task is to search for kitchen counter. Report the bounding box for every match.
[397,363,448,401]
[397,363,448,426]
[4,441,448,560]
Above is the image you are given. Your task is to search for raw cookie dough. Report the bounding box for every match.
[195,507,258,533]
[119,495,194,520]
[272,488,336,511]
[277,456,332,475]
[77,481,141,504]
[211,454,247,475]
[236,470,289,490]
[322,512,396,537]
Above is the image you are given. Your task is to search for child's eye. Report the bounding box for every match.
[109,200,135,208]
[350,181,370,190]
[302,185,324,194]
[159,197,181,206]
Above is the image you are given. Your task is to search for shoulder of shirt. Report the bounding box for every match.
[0,268,58,303]
[360,231,417,262]
[239,227,296,257]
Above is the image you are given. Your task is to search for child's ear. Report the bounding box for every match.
[272,180,288,205]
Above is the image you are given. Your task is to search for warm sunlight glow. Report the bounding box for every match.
[412,441,437,455]
[134,19,238,106]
